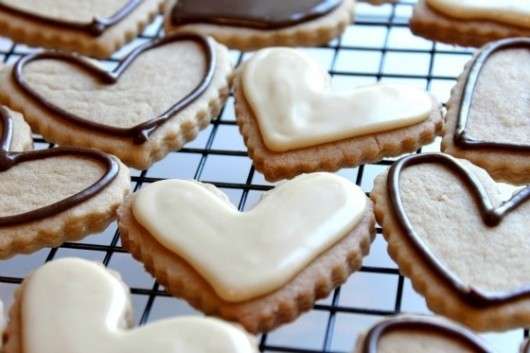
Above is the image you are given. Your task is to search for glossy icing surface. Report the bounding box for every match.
[133,173,368,302]
[242,48,432,152]
[171,0,342,29]
[22,258,255,353]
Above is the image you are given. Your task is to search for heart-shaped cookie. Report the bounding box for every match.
[443,38,530,184]
[372,152,530,331]
[243,48,433,152]
[132,172,367,301]
[0,0,164,58]
[356,316,493,353]
[118,172,375,332]
[0,33,232,169]
[171,0,342,30]
[3,258,256,353]
[235,48,443,181]
[165,0,354,50]
[0,0,142,35]
[0,107,130,258]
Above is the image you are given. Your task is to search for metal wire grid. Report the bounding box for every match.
[0,1,525,352]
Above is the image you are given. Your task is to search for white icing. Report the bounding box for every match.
[22,258,254,353]
[132,173,368,302]
[427,0,530,28]
[241,48,432,152]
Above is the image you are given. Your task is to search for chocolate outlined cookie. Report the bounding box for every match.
[354,315,494,353]
[0,33,233,170]
[372,152,530,331]
[0,0,166,58]
[0,107,130,259]
[442,38,530,185]
[164,0,355,50]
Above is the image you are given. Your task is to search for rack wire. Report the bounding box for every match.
[0,1,525,353]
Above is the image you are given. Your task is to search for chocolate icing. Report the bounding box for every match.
[0,107,119,226]
[13,33,215,144]
[455,38,530,151]
[388,153,530,306]
[171,0,342,30]
[363,317,491,353]
[0,0,142,36]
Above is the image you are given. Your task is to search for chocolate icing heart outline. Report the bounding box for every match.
[0,0,142,36]
[171,0,342,30]
[0,106,119,226]
[13,33,215,144]
[388,153,530,306]
[454,37,530,151]
[363,316,491,353]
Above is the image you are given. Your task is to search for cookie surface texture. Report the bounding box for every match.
[371,152,530,331]
[0,33,233,170]
[118,172,376,332]
[442,38,530,185]
[0,107,130,259]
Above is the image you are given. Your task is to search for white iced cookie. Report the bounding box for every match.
[132,172,367,301]
[3,258,256,353]
[234,47,442,181]
[242,48,432,152]
[118,172,375,332]
[426,0,530,29]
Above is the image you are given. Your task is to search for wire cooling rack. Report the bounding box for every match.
[0,1,526,352]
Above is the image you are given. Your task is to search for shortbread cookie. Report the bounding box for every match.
[372,152,530,331]
[0,107,130,258]
[3,257,257,353]
[354,315,494,353]
[0,33,232,170]
[235,48,443,181]
[118,173,375,333]
[165,0,355,50]
[410,0,530,47]
[442,38,530,185]
[0,0,165,59]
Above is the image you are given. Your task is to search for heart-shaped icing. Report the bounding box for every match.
[132,172,368,302]
[388,153,530,305]
[0,0,141,35]
[454,38,530,152]
[241,48,433,152]
[361,316,491,353]
[0,107,119,226]
[171,0,342,29]
[13,33,215,144]
[427,0,530,28]
[21,258,255,353]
